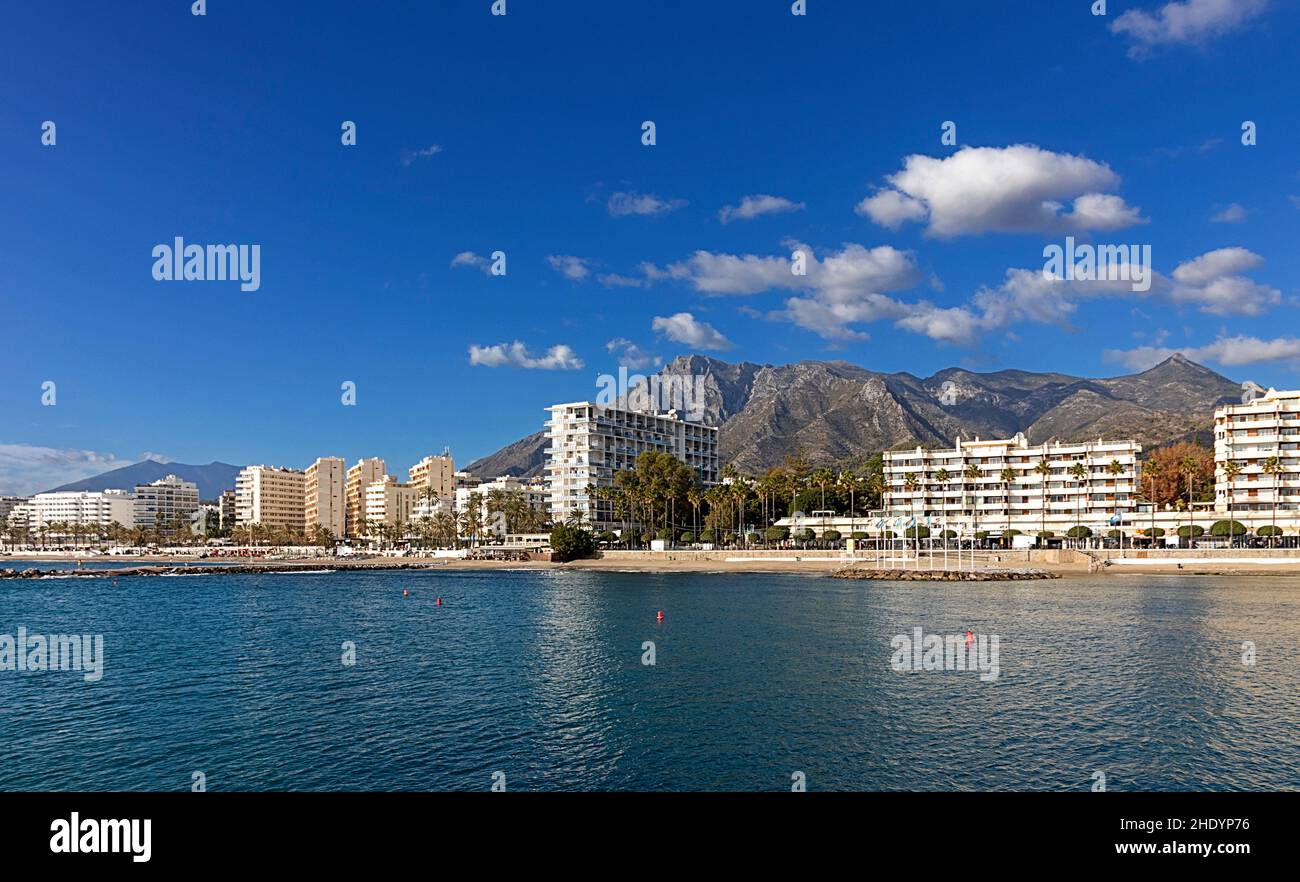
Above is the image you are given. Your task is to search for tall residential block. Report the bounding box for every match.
[235,465,307,528]
[345,458,386,538]
[544,402,719,530]
[304,456,346,539]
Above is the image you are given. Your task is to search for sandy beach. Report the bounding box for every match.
[14,548,1300,578]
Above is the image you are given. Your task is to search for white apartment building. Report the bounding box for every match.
[304,456,346,539]
[1214,388,1300,521]
[883,433,1142,536]
[0,496,27,526]
[132,475,200,534]
[26,490,136,533]
[363,477,419,534]
[408,451,455,500]
[545,402,719,530]
[455,475,548,530]
[235,465,306,528]
[345,458,386,538]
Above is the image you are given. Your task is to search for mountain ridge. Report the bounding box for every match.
[465,354,1243,478]
[48,461,243,500]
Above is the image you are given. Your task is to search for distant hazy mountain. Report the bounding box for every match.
[468,353,1242,478]
[48,461,243,500]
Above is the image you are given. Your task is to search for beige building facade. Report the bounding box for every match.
[235,465,306,528]
[304,456,346,539]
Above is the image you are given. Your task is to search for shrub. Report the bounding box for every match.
[941,529,957,539]
[656,528,674,542]
[747,532,762,544]
[680,531,694,544]
[822,530,842,542]
[974,531,988,542]
[700,529,716,543]
[851,531,869,540]
[794,528,815,542]
[1037,530,1054,539]
[1107,529,1123,540]
[1066,526,1092,539]
[904,526,931,539]
[1210,520,1247,537]
[1176,525,1205,538]
[549,524,596,562]
[1258,525,1283,538]
[766,526,789,541]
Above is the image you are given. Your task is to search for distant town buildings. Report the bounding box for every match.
[545,401,720,530]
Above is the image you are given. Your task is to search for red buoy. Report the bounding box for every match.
[436,596,442,607]
[403,589,409,598]
[656,610,664,622]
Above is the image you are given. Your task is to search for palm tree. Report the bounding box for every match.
[687,487,702,546]
[1222,459,1242,547]
[963,463,981,534]
[1263,455,1282,547]
[1106,458,1125,550]
[933,468,950,539]
[1033,460,1052,541]
[1068,462,1088,546]
[1141,457,1162,546]
[838,470,861,536]
[903,472,920,560]
[999,466,1016,547]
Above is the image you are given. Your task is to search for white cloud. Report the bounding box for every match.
[605,338,660,370]
[644,242,925,341]
[1169,247,1279,315]
[450,251,491,274]
[718,194,806,224]
[545,254,591,281]
[1111,0,1270,56]
[0,444,132,496]
[856,189,928,230]
[1105,335,1300,370]
[651,312,733,350]
[468,341,584,370]
[597,272,645,288]
[1211,203,1248,223]
[607,191,687,217]
[857,144,1146,238]
[400,144,443,166]
[139,452,172,464]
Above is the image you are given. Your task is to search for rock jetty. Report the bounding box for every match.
[831,567,1059,582]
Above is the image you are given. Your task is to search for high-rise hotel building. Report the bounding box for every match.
[235,465,306,528]
[883,433,1141,533]
[1214,388,1300,517]
[345,458,386,538]
[544,402,719,530]
[304,457,346,539]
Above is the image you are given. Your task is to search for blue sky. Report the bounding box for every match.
[2,0,1298,494]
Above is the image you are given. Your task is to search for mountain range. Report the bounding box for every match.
[49,461,243,500]
[464,354,1243,479]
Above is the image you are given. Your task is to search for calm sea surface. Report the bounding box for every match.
[1,567,1297,791]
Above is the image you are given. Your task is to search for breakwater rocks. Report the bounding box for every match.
[831,567,1059,582]
[0,561,446,580]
